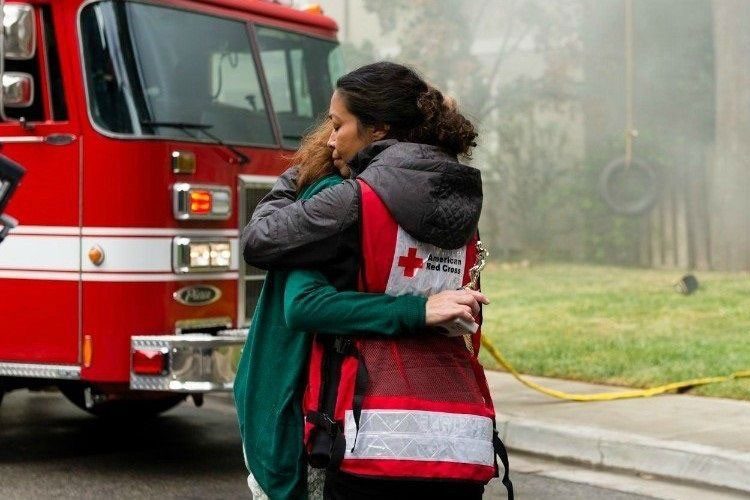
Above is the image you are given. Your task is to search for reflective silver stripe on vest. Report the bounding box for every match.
[343,409,494,465]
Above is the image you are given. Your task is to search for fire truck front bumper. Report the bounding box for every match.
[130,331,247,392]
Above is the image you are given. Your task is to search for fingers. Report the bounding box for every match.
[451,289,489,306]
[437,290,488,313]
[452,290,487,315]
[424,289,490,326]
[460,304,474,322]
[465,289,490,305]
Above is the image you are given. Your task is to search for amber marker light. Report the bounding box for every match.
[189,190,212,215]
[88,245,105,266]
[302,3,324,14]
[83,335,93,368]
[171,150,196,174]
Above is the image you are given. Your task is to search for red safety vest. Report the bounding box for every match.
[303,179,502,484]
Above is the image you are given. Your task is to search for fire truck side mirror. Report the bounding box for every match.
[2,72,32,107]
[3,4,36,61]
[0,3,37,111]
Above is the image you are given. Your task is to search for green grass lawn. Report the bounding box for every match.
[479,263,750,400]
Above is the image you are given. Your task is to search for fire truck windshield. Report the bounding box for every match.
[256,26,343,149]
[80,1,341,149]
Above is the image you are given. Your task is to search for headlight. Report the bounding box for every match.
[189,242,211,267]
[208,242,231,267]
[173,237,231,273]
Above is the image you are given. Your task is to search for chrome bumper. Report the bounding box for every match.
[130,331,246,392]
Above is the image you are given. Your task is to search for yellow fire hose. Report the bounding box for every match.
[480,336,750,402]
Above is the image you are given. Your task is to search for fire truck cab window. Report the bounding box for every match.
[80,1,274,146]
[256,27,343,149]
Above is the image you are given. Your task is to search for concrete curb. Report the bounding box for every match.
[498,416,750,494]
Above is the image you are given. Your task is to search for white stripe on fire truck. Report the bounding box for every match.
[80,271,240,282]
[10,226,81,236]
[0,270,240,282]
[81,227,239,237]
[81,237,175,272]
[0,235,239,273]
[11,225,239,237]
[0,270,79,281]
[0,235,79,271]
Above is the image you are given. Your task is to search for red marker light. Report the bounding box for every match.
[132,349,168,375]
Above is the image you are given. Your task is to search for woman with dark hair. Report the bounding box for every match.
[234,118,490,499]
[242,62,511,499]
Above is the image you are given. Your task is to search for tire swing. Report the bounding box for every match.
[599,156,659,216]
[599,0,659,216]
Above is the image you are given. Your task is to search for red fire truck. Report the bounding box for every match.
[0,0,340,416]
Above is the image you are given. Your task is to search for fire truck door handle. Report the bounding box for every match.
[44,134,77,146]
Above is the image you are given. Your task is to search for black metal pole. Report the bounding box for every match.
[0,154,26,243]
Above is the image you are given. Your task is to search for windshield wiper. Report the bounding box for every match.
[141,120,250,165]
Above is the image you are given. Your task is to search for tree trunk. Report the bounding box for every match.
[711,0,750,271]
[687,149,712,270]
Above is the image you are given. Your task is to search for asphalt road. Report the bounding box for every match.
[0,390,650,499]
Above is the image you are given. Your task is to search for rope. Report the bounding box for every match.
[624,0,636,167]
[465,243,750,401]
[480,335,750,402]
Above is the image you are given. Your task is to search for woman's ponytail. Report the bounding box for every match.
[410,86,477,158]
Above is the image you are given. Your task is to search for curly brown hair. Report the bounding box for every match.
[335,62,477,157]
[290,119,337,192]
[408,86,477,157]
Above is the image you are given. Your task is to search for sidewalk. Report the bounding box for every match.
[487,371,750,494]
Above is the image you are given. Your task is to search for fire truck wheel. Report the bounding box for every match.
[59,385,186,418]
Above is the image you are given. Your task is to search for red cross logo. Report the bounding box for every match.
[397,247,424,277]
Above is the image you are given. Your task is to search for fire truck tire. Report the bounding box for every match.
[59,385,186,418]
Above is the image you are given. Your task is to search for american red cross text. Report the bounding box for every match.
[397,247,424,277]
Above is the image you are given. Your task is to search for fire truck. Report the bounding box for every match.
[0,0,340,416]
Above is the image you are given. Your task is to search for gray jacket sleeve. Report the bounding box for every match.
[240,167,360,269]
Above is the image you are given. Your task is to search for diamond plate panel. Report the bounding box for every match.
[0,362,80,380]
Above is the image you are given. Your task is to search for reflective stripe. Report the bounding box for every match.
[343,409,494,466]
